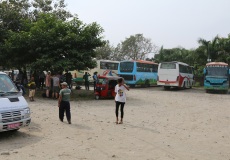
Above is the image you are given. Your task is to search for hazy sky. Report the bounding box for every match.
[65,0,230,49]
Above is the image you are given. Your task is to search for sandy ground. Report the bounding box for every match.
[0,87,230,160]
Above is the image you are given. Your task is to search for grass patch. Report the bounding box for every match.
[194,82,201,87]
[25,88,95,101]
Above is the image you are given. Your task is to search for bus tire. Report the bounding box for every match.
[145,80,150,87]
[182,82,186,89]
[95,95,100,100]
[164,86,170,90]
[130,84,135,88]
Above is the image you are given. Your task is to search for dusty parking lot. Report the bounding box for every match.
[0,87,230,160]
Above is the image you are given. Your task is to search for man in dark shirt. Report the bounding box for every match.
[83,72,91,90]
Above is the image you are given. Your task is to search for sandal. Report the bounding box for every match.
[115,121,118,124]
[119,121,123,124]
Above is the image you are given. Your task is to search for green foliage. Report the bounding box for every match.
[95,40,113,60]
[120,34,157,60]
[0,0,104,73]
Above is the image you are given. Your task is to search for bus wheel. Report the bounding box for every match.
[182,82,186,89]
[164,86,170,90]
[145,80,150,87]
[130,84,135,88]
[95,95,100,100]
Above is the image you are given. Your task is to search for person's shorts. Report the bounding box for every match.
[53,86,59,93]
[46,86,50,90]
[29,89,35,97]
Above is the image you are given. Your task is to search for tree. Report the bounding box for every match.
[120,34,157,60]
[31,0,73,20]
[197,36,220,62]
[95,40,112,60]
[0,0,105,74]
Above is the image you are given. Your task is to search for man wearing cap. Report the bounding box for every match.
[58,82,72,124]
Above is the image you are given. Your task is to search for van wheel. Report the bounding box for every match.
[10,129,19,132]
[95,95,100,100]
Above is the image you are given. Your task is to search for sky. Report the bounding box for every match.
[65,0,230,50]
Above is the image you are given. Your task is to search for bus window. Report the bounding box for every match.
[120,62,134,72]
[160,63,176,69]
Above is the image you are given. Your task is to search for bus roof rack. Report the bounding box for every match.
[206,62,228,66]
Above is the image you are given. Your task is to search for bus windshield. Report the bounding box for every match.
[120,62,134,72]
[100,61,119,70]
[160,63,176,69]
[206,66,228,77]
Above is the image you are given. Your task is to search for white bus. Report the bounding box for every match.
[72,60,120,83]
[157,61,194,89]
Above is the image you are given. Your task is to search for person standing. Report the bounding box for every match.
[45,71,51,98]
[11,70,14,81]
[65,71,72,89]
[52,73,60,99]
[114,78,129,124]
[93,72,98,91]
[39,71,45,89]
[28,77,36,101]
[83,72,91,90]
[58,82,72,124]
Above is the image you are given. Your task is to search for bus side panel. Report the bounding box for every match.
[135,72,157,85]
[179,73,194,88]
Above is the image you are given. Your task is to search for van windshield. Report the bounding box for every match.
[0,74,18,93]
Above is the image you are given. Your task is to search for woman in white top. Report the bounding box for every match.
[114,78,129,124]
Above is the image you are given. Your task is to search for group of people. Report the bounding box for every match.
[25,70,130,125]
[82,71,99,91]
[26,71,73,101]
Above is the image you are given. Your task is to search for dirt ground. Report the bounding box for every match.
[0,87,230,160]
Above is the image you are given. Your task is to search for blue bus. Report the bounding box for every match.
[204,62,230,93]
[118,60,158,87]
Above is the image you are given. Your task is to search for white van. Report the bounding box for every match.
[0,72,31,132]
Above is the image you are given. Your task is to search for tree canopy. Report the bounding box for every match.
[0,0,104,73]
[95,34,157,61]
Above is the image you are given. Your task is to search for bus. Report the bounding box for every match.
[72,60,120,83]
[157,61,194,89]
[118,60,158,87]
[203,62,230,93]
